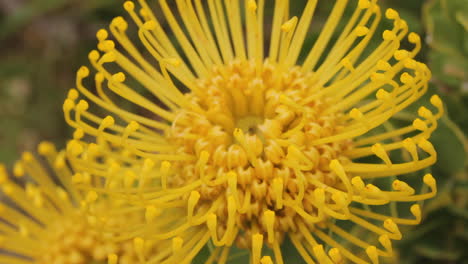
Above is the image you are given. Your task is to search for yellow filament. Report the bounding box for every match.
[252,233,264,264]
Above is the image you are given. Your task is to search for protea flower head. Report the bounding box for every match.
[0,143,164,264]
[63,0,442,263]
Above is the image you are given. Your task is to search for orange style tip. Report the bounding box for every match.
[78,66,90,77]
[252,233,264,250]
[139,8,149,18]
[54,156,66,169]
[199,150,210,162]
[412,118,427,131]
[378,234,391,249]
[331,192,346,206]
[423,174,436,187]
[418,106,432,119]
[160,160,170,172]
[383,219,399,233]
[124,172,136,187]
[281,17,298,32]
[366,184,381,194]
[172,237,183,252]
[96,29,108,41]
[247,0,257,11]
[72,173,83,184]
[430,95,443,108]
[88,50,100,61]
[68,141,84,156]
[351,176,365,189]
[133,237,145,252]
[417,139,435,154]
[63,99,75,112]
[102,40,115,51]
[87,143,101,154]
[112,16,128,31]
[97,42,106,51]
[404,59,417,69]
[13,162,24,177]
[126,121,140,132]
[227,171,237,182]
[312,244,325,255]
[21,152,34,163]
[86,191,98,203]
[385,8,399,20]
[264,210,275,227]
[260,256,273,264]
[329,248,342,262]
[140,159,154,173]
[391,180,405,191]
[76,100,89,111]
[383,30,396,40]
[358,0,371,9]
[340,58,353,67]
[108,254,118,264]
[207,213,217,231]
[370,72,386,83]
[112,72,126,83]
[394,50,409,61]
[371,143,390,159]
[400,72,414,84]
[396,19,408,30]
[73,128,85,139]
[101,116,115,128]
[402,138,417,154]
[410,204,421,219]
[329,159,339,169]
[188,191,201,205]
[108,162,121,174]
[101,52,116,63]
[349,108,363,120]
[143,21,157,30]
[408,32,421,43]
[355,26,369,36]
[403,137,415,145]
[67,89,79,100]
[163,58,181,67]
[376,60,391,71]
[95,72,105,83]
[38,141,55,155]
[329,159,346,177]
[233,127,244,138]
[366,246,379,263]
[376,89,390,100]
[314,188,326,203]
[145,205,160,223]
[123,1,134,11]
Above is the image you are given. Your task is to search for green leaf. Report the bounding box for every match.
[414,243,462,261]
[424,0,468,91]
[431,115,467,175]
[279,237,307,264]
[448,206,468,220]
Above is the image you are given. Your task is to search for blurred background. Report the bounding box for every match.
[0,0,467,263]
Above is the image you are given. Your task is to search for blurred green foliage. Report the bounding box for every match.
[0,0,467,263]
[0,0,122,164]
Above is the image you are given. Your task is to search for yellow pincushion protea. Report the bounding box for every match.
[0,143,165,264]
[63,0,443,263]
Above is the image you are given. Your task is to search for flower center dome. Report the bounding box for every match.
[167,60,353,247]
